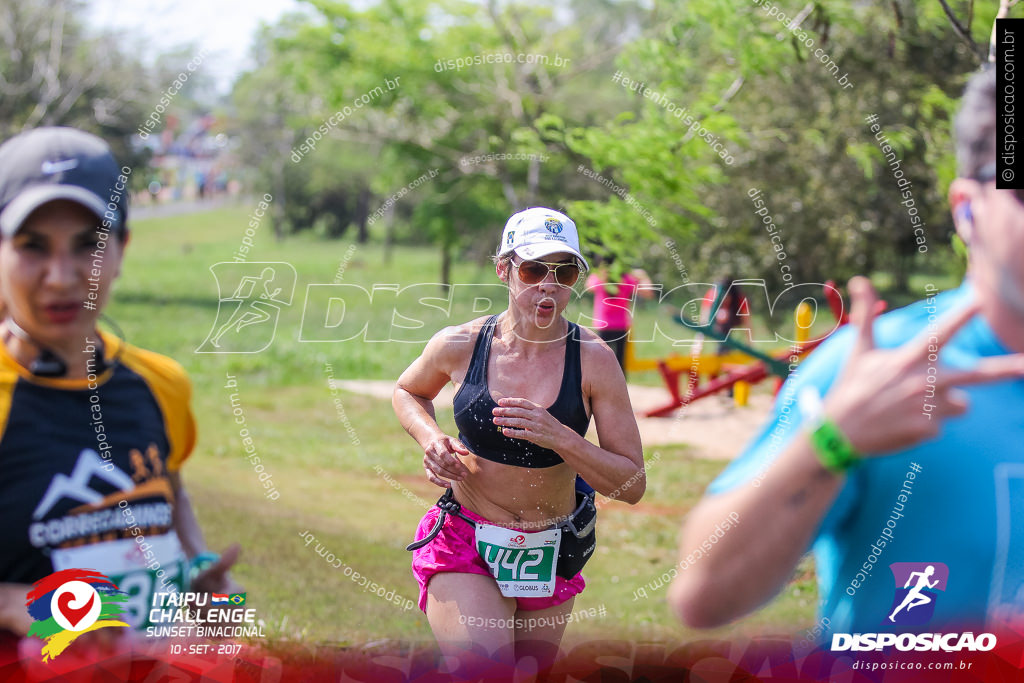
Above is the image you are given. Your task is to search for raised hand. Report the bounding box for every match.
[824,277,1024,456]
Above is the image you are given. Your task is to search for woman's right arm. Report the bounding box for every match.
[392,326,471,487]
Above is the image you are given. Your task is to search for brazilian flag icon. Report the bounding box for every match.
[229,593,246,605]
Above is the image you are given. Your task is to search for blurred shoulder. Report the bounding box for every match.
[117,340,192,398]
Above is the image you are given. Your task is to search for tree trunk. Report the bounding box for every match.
[441,242,452,288]
[500,174,518,209]
[271,158,286,242]
[356,185,371,243]
[384,212,394,265]
[894,252,911,293]
[525,157,540,206]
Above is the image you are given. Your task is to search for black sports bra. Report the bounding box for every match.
[452,315,590,468]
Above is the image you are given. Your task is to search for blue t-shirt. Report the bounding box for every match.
[708,281,1024,637]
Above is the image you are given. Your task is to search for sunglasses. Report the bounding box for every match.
[973,163,1024,203]
[511,258,583,287]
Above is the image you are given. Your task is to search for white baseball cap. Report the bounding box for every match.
[497,207,589,270]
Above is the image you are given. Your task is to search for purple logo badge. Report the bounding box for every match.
[886,562,949,626]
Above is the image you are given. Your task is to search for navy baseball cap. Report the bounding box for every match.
[0,127,129,238]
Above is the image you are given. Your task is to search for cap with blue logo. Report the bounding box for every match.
[497,207,588,270]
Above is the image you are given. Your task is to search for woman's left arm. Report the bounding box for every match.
[492,339,646,503]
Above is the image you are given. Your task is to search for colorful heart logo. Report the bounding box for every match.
[56,590,95,628]
[26,569,129,661]
[49,581,101,632]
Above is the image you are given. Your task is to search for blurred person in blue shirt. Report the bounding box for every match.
[669,67,1024,639]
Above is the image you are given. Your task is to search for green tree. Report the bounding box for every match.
[0,0,156,170]
[560,0,1004,295]
[233,0,648,282]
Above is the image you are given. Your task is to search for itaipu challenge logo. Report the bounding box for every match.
[25,569,129,661]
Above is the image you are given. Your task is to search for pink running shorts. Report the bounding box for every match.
[411,501,586,613]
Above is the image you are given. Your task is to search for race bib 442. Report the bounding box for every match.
[474,524,560,597]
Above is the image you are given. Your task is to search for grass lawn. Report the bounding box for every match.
[110,201,828,647]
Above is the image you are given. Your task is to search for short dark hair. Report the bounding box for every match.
[955,67,997,178]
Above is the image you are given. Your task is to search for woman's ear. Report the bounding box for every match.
[949,178,976,246]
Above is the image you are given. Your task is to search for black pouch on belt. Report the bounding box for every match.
[554,489,597,579]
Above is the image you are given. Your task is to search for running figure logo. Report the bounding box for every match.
[198,262,296,353]
[886,562,949,626]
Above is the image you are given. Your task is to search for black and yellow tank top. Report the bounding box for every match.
[0,331,195,628]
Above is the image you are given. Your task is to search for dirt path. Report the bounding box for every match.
[333,379,773,460]
[133,197,235,220]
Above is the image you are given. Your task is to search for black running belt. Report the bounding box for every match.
[406,488,477,551]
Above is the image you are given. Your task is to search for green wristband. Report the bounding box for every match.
[188,552,220,584]
[809,419,860,473]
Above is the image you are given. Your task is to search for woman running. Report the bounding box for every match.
[0,127,239,648]
[393,207,645,670]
